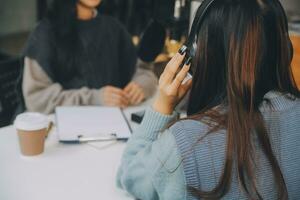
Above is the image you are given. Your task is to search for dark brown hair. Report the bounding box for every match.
[186,0,300,199]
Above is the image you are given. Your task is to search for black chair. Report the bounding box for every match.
[0,51,24,127]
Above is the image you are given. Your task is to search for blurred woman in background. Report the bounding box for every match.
[22,0,157,114]
[281,0,300,88]
[117,0,300,199]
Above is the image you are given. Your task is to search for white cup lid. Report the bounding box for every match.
[14,113,48,131]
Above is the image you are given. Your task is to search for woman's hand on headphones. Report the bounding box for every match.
[153,53,193,115]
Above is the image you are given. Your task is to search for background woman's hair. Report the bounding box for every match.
[47,0,79,74]
[187,0,300,199]
[47,0,103,75]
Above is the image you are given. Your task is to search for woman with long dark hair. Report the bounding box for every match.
[22,0,157,114]
[117,0,300,199]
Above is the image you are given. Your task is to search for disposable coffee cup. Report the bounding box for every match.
[14,113,49,156]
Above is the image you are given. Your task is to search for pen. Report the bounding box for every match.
[59,133,128,144]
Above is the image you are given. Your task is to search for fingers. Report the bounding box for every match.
[152,50,193,115]
[124,82,134,94]
[110,93,129,106]
[169,63,191,92]
[167,52,185,72]
[107,86,128,97]
[130,90,145,105]
[123,82,145,105]
[104,96,128,108]
[102,86,129,108]
[178,79,193,98]
[126,85,137,99]
[161,53,185,84]
[103,83,146,107]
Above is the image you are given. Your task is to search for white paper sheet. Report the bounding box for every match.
[55,106,131,141]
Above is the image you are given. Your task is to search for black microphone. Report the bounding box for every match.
[137,19,166,63]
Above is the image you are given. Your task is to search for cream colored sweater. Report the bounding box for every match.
[23,57,158,114]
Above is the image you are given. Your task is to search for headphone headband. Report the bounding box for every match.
[178,0,217,74]
[185,0,216,49]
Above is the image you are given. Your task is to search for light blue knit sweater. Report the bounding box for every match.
[117,91,300,199]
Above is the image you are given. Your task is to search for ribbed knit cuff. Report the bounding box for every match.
[138,107,178,141]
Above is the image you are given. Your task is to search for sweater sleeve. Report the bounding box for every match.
[117,107,186,200]
[22,57,104,114]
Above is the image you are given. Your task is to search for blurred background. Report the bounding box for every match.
[0,0,299,57]
[0,0,299,128]
[0,0,195,55]
[0,0,200,127]
[0,0,37,55]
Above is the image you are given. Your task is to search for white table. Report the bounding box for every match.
[0,105,148,200]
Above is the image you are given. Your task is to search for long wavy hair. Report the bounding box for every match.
[47,0,103,74]
[186,0,300,199]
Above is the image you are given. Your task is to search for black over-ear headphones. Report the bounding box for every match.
[178,0,216,74]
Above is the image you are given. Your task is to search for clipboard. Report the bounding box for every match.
[55,106,132,143]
